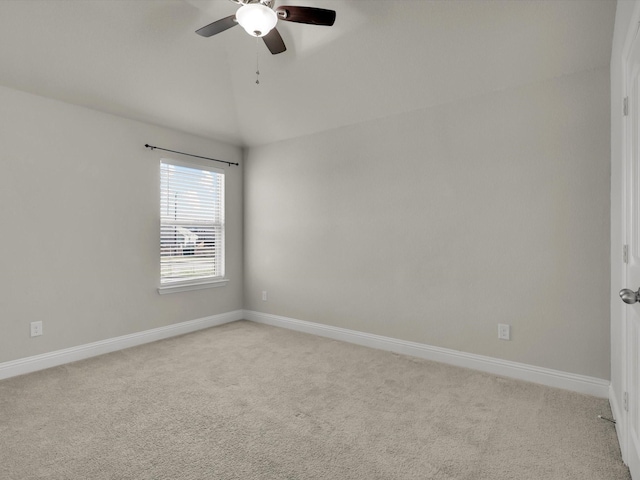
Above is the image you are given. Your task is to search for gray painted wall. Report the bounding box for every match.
[0,65,611,382]
[245,67,611,380]
[0,85,243,363]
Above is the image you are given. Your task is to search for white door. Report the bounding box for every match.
[622,26,640,479]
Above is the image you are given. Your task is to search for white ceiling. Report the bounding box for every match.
[0,0,616,147]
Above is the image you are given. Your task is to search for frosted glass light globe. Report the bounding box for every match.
[236,4,278,37]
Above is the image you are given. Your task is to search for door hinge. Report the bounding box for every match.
[624,244,629,264]
[624,96,629,116]
[624,392,629,412]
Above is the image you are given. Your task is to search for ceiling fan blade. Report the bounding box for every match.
[263,28,286,55]
[195,15,237,37]
[275,6,336,26]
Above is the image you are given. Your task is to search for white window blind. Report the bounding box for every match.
[160,159,225,286]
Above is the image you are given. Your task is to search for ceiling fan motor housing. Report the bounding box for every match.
[230,0,275,7]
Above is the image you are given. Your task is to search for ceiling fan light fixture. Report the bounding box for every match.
[236,4,278,37]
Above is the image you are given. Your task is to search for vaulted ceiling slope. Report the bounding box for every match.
[0,0,615,147]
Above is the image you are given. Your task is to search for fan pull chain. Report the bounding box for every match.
[255,37,260,85]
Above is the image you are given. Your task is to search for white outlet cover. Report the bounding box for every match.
[30,321,43,337]
[498,324,510,340]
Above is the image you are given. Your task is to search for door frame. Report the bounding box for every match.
[615,2,640,475]
[623,22,640,476]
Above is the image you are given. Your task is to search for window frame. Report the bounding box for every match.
[157,157,228,295]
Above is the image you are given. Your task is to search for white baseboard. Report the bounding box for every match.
[0,310,244,381]
[2,309,611,399]
[244,310,610,398]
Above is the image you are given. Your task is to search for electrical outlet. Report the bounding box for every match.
[262,291,268,301]
[498,323,510,340]
[30,321,43,337]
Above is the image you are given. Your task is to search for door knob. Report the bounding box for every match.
[620,288,640,304]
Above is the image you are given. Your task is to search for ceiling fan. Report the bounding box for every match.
[195,0,336,55]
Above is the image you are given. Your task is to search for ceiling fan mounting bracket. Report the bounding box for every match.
[229,0,275,7]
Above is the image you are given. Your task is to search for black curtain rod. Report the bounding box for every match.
[144,144,238,167]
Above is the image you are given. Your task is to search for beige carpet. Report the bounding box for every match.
[0,320,630,479]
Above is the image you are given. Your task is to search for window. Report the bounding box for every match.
[159,159,226,293]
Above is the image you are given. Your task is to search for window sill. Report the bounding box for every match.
[157,278,229,295]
